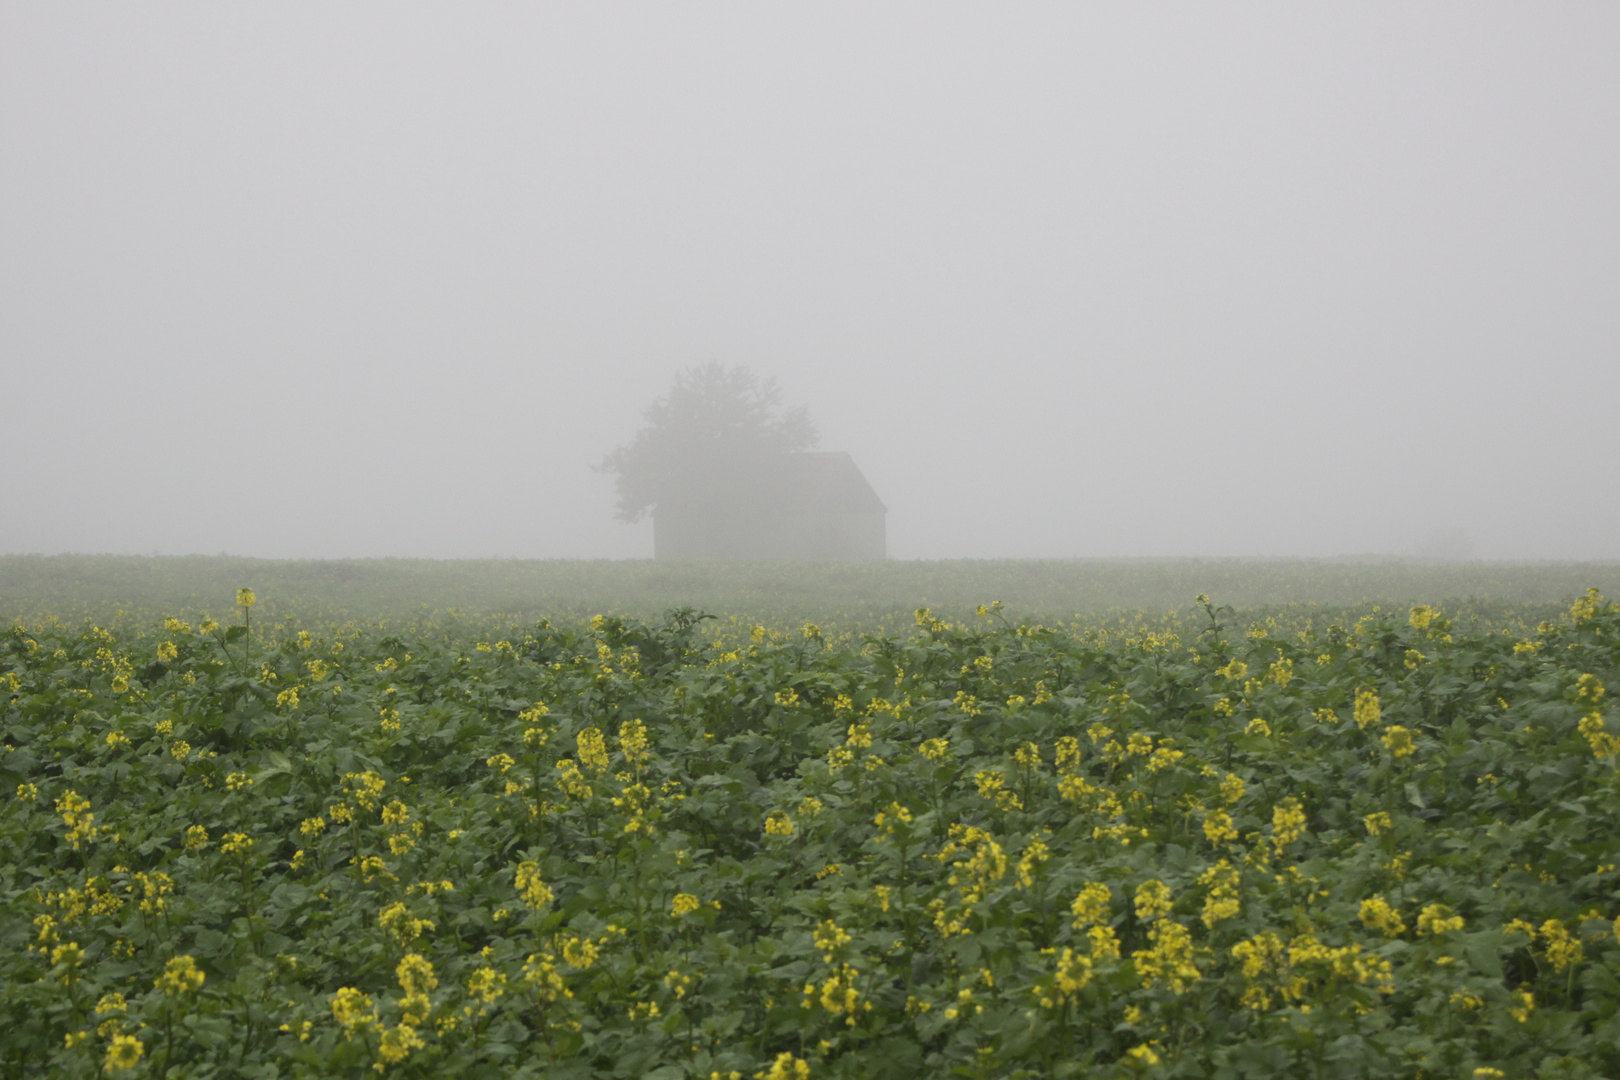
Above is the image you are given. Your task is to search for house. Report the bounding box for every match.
[653,452,886,560]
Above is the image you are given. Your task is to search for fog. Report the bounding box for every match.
[3,4,1617,561]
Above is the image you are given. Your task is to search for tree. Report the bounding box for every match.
[598,363,819,523]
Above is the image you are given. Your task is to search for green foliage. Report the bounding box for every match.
[3,591,1620,1078]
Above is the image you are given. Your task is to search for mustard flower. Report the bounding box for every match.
[561,936,599,969]
[155,955,205,997]
[236,588,255,608]
[1134,880,1172,921]
[104,1034,144,1073]
[1271,797,1307,854]
[514,861,554,910]
[1539,919,1583,970]
[1070,882,1112,929]
[1353,688,1382,730]
[1359,896,1405,938]
[376,1023,424,1065]
[395,953,437,1005]
[1197,860,1241,927]
[1416,903,1466,935]
[671,893,702,917]
[1126,1044,1161,1068]
[618,718,651,768]
[762,1052,811,1080]
[379,902,435,946]
[1044,947,1093,1006]
[813,918,852,961]
[577,729,610,774]
[467,966,506,1005]
[1132,921,1200,994]
[1381,725,1416,758]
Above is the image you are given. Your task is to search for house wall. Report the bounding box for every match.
[654,508,885,561]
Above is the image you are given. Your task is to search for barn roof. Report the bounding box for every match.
[657,452,886,515]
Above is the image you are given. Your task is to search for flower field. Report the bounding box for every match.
[4,590,1620,1078]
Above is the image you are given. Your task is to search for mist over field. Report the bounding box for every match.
[3,4,1618,561]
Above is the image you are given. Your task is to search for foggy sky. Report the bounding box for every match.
[4,4,1617,561]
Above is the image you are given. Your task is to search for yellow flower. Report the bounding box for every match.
[1134,880,1172,921]
[236,588,256,609]
[763,811,794,838]
[1416,903,1465,935]
[104,1033,144,1073]
[577,729,610,774]
[618,718,651,768]
[183,825,208,852]
[1363,812,1392,837]
[562,936,599,968]
[1381,725,1416,758]
[379,902,435,945]
[813,919,853,961]
[220,832,253,856]
[1045,947,1092,1004]
[1197,860,1241,927]
[467,966,506,1005]
[1271,797,1307,854]
[671,893,702,917]
[1358,896,1405,938]
[1204,810,1238,845]
[1353,688,1382,730]
[157,641,178,663]
[1539,919,1583,970]
[761,1052,811,1080]
[376,1023,424,1065]
[154,955,205,996]
[396,952,438,997]
[514,861,554,910]
[1070,882,1112,928]
[1408,605,1434,630]
[1132,921,1200,994]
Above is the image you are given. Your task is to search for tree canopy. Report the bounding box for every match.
[598,363,819,523]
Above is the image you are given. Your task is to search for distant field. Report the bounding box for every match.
[3,554,1617,633]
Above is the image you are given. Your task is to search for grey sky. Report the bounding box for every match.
[3,4,1616,560]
